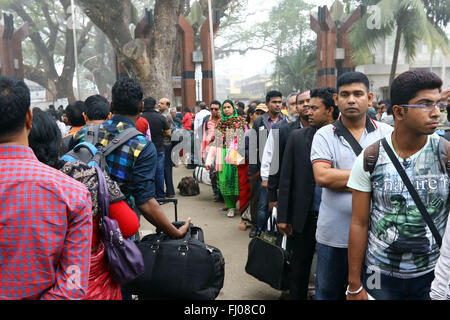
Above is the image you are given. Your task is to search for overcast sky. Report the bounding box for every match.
[214,0,335,80]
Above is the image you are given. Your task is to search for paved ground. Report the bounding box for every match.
[139,165,283,300]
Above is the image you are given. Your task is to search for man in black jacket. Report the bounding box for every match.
[250,91,285,236]
[266,90,311,211]
[277,87,339,300]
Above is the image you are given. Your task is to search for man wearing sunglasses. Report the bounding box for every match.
[201,100,223,202]
[347,70,450,300]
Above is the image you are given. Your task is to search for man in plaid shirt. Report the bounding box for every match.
[0,77,93,300]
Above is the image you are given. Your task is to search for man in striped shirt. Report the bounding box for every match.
[0,76,93,300]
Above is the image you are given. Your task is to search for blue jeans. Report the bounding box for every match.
[362,265,433,300]
[315,243,348,300]
[257,180,269,231]
[164,144,175,196]
[155,151,165,199]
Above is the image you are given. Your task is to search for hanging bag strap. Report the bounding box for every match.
[333,120,363,156]
[381,138,442,247]
[102,127,142,157]
[94,166,110,219]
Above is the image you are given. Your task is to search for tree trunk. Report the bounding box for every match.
[79,0,179,103]
[389,26,402,90]
[147,0,179,103]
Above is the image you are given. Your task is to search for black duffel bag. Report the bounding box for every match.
[245,210,290,291]
[124,222,225,300]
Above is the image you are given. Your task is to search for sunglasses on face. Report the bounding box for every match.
[400,101,447,112]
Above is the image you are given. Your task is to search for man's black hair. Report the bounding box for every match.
[378,99,391,106]
[183,107,191,113]
[210,100,221,107]
[250,100,262,106]
[66,101,86,127]
[237,108,245,117]
[246,105,256,123]
[390,70,442,107]
[266,90,282,103]
[28,108,64,169]
[237,102,245,110]
[310,87,340,120]
[85,94,110,121]
[0,76,30,139]
[111,77,144,116]
[143,97,157,112]
[336,71,370,93]
[46,109,60,122]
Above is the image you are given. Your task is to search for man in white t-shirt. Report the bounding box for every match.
[347,70,449,300]
[193,101,211,132]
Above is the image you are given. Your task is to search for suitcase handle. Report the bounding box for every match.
[190,226,205,243]
[156,198,178,221]
[155,222,205,243]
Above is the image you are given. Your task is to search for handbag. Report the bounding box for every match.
[94,166,145,284]
[245,208,291,290]
[381,138,443,247]
[224,137,245,165]
[193,165,212,185]
[123,222,225,300]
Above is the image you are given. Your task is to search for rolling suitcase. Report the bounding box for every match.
[124,198,225,300]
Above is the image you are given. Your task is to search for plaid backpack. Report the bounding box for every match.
[60,124,142,172]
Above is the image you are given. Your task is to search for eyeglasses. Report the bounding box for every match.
[400,101,447,112]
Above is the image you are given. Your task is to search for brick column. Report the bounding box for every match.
[200,17,219,107]
[178,14,196,110]
[311,6,363,88]
[337,6,362,78]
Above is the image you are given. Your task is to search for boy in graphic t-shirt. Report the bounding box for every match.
[347,70,450,300]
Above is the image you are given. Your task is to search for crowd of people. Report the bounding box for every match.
[1,68,450,301]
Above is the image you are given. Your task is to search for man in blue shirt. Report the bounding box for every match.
[72,77,190,239]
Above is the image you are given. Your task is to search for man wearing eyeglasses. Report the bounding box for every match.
[347,70,450,300]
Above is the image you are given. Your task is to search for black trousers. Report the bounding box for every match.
[288,211,318,300]
[248,172,260,228]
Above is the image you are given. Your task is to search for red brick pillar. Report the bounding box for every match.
[178,14,196,110]
[337,7,362,78]
[200,17,219,107]
[311,6,362,88]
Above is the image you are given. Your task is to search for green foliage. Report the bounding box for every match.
[216,0,316,94]
[270,42,316,96]
[349,0,449,68]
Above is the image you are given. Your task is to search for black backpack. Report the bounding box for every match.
[177,176,200,196]
[60,124,142,172]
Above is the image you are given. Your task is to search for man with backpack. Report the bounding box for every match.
[310,72,393,300]
[71,77,191,240]
[347,70,449,300]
